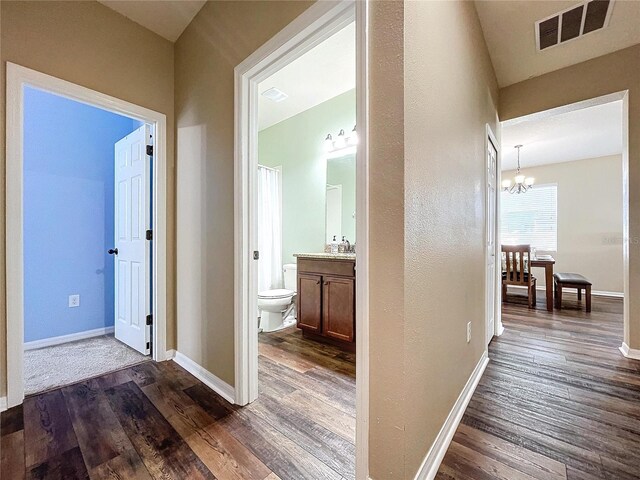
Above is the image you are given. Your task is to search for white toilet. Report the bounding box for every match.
[258,263,297,332]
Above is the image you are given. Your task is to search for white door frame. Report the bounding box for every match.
[486,124,504,341]
[233,1,369,478]
[5,63,168,408]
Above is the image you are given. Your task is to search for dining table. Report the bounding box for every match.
[530,254,556,312]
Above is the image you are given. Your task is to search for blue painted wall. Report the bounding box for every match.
[24,86,140,342]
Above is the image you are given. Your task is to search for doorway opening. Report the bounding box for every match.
[494,92,628,355]
[6,63,168,408]
[234,1,368,478]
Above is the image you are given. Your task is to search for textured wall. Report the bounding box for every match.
[0,0,175,398]
[174,0,313,385]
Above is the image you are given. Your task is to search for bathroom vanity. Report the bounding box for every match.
[294,253,356,351]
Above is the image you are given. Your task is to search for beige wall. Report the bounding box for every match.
[174,1,312,386]
[0,0,175,398]
[368,1,499,478]
[500,44,640,349]
[504,156,624,293]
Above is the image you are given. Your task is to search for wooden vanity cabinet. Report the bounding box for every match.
[296,257,355,349]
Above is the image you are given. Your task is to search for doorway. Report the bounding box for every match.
[5,63,168,408]
[234,1,369,478]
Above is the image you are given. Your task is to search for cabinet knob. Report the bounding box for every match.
[316,280,321,285]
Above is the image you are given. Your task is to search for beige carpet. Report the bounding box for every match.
[24,334,148,395]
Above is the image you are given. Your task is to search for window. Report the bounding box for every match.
[501,184,557,251]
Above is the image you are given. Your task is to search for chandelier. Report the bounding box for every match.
[502,145,534,194]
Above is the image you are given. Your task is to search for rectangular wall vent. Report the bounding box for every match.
[535,0,614,51]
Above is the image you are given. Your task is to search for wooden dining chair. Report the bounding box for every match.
[502,244,537,308]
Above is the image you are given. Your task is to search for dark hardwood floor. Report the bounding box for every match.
[0,327,355,480]
[437,292,640,480]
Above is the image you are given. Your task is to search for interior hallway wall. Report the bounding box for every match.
[175,0,313,386]
[499,44,640,351]
[503,155,624,293]
[23,87,139,343]
[0,0,175,397]
[259,89,356,264]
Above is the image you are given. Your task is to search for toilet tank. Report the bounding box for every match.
[283,263,297,291]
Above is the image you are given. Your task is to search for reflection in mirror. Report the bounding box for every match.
[325,153,356,244]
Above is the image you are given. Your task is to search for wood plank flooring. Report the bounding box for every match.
[437,293,640,479]
[0,327,356,480]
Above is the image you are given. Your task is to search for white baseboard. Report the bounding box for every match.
[0,396,7,412]
[619,342,640,360]
[165,349,176,360]
[173,351,235,404]
[23,326,115,351]
[414,351,489,480]
[507,285,623,298]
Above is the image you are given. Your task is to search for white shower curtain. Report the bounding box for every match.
[257,166,283,293]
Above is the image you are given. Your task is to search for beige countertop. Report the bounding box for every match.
[294,252,356,260]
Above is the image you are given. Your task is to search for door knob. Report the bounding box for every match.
[108,248,118,255]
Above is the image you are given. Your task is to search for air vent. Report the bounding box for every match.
[261,87,288,103]
[535,0,614,51]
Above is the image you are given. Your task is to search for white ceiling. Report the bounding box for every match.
[501,100,623,171]
[98,0,206,42]
[474,0,640,87]
[258,22,356,131]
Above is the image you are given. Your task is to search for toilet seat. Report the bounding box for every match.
[258,288,295,300]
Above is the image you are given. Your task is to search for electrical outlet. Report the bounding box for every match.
[69,294,80,308]
[466,322,471,343]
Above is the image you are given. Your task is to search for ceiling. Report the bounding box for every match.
[258,22,356,131]
[501,100,623,171]
[474,0,640,87]
[98,0,206,42]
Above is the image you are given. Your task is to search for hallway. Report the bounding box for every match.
[437,295,640,479]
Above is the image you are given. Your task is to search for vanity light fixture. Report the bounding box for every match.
[323,126,358,154]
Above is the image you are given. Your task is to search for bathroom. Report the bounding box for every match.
[256,23,357,352]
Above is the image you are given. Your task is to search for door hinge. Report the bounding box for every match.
[146,341,151,350]
[253,251,260,260]
[146,314,153,326]
[146,145,153,156]
[146,229,153,241]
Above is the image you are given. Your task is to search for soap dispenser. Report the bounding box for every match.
[331,235,339,254]
[338,236,347,253]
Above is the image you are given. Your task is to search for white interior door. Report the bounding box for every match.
[113,124,151,355]
[486,136,498,344]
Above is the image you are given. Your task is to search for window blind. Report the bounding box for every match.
[501,184,558,251]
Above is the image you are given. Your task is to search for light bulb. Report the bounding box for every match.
[525,177,534,186]
[349,126,358,145]
[502,179,512,189]
[515,174,525,184]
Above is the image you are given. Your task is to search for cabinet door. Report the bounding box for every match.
[322,276,355,342]
[297,273,322,332]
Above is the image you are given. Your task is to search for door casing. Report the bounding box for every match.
[5,63,169,409]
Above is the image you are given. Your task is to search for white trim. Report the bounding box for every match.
[413,351,489,480]
[486,124,501,344]
[24,327,115,351]
[619,343,640,360]
[5,63,168,408]
[165,349,177,360]
[173,351,235,404]
[0,397,7,413]
[234,3,369,477]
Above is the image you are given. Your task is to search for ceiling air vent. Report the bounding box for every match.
[535,0,614,51]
